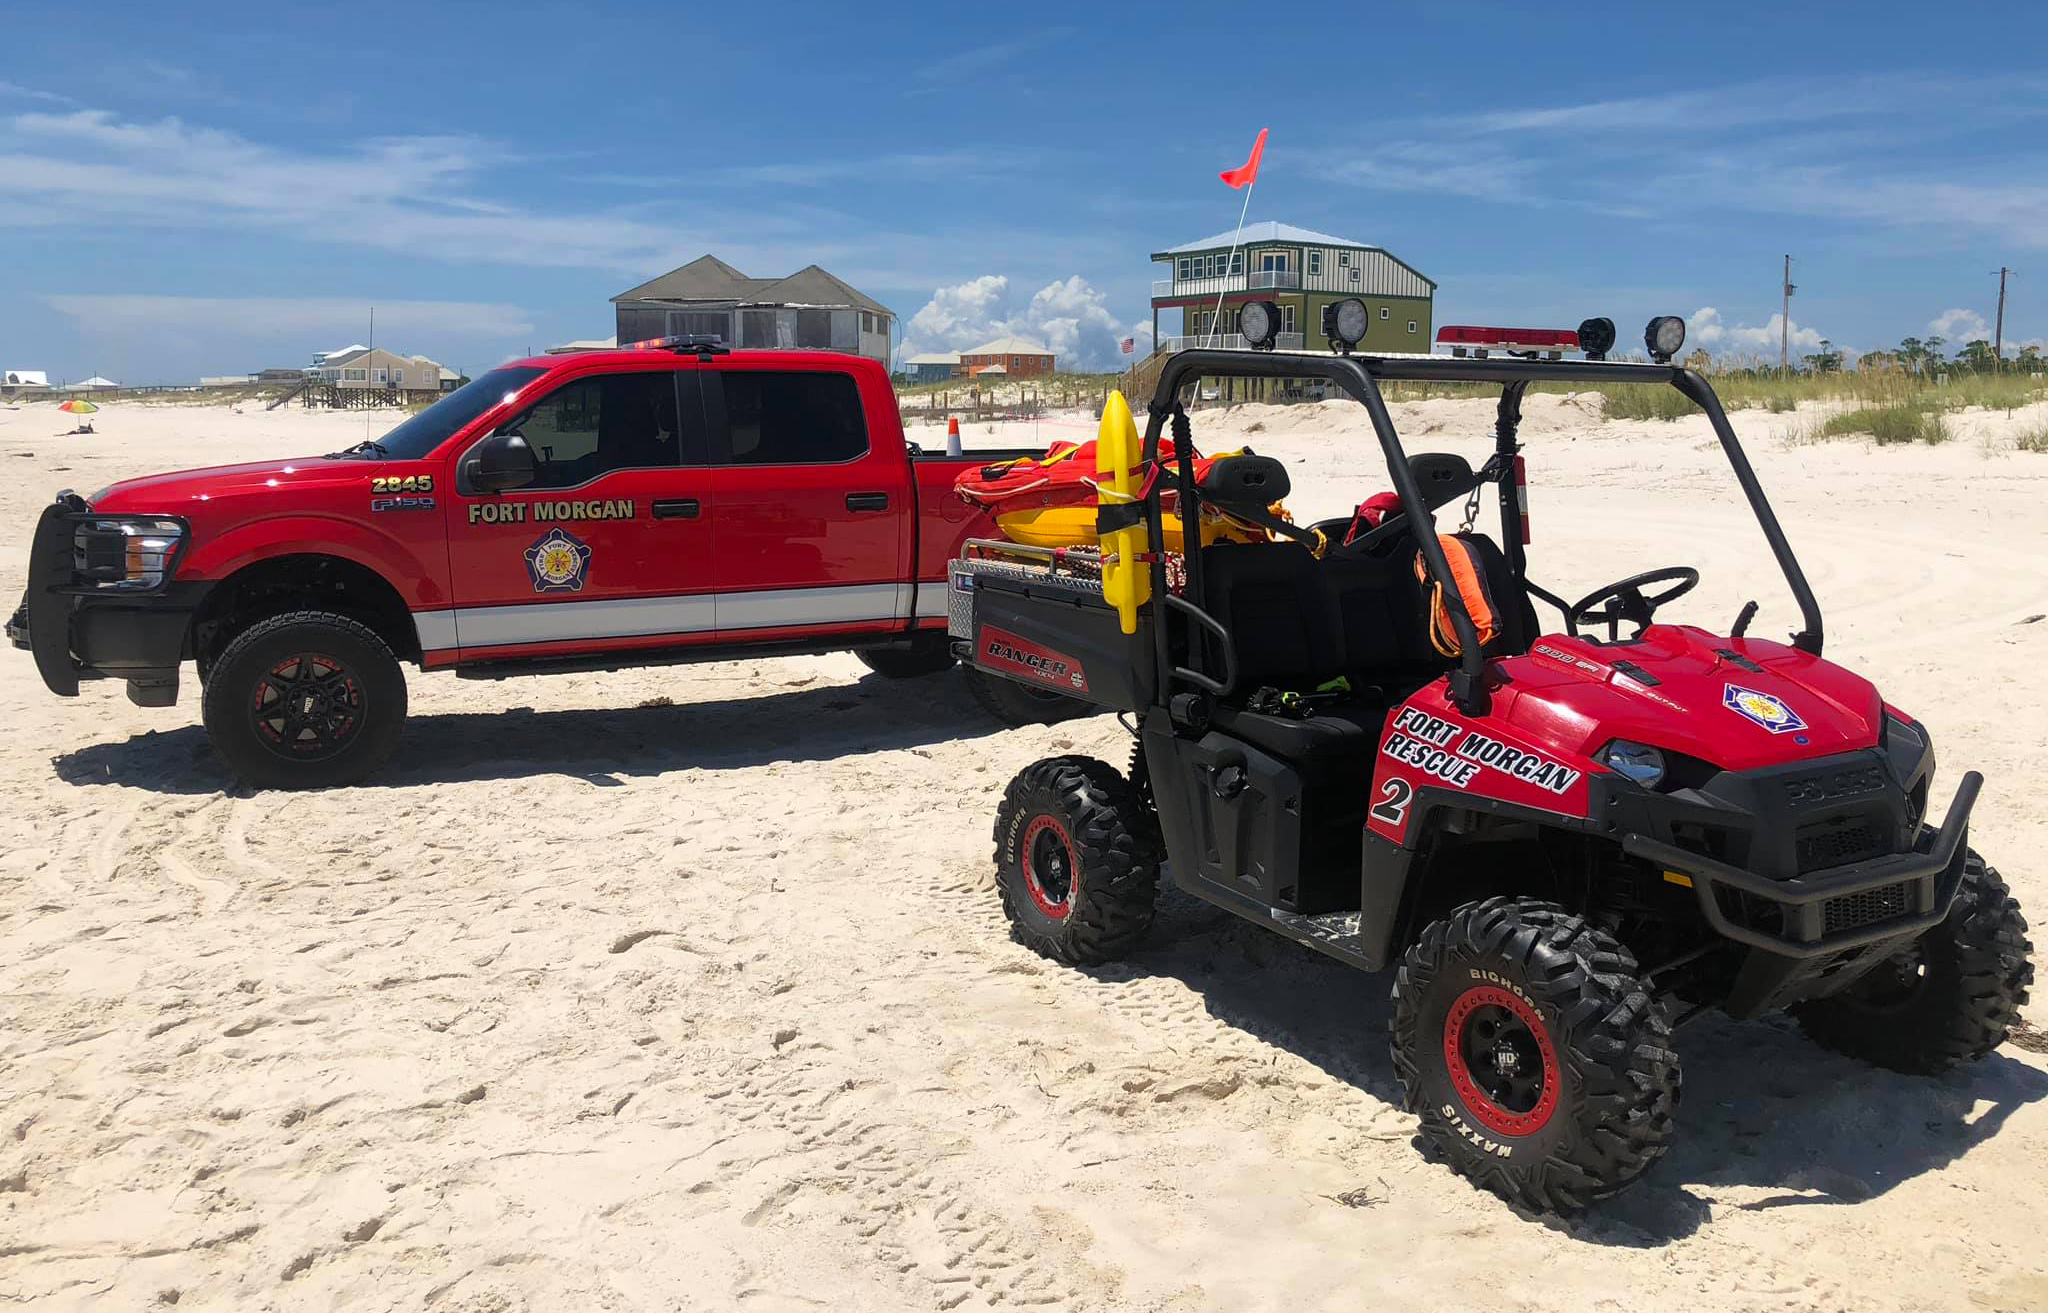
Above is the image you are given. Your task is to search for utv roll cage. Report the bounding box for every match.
[1133,351,1826,715]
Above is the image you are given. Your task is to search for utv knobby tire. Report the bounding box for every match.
[201,610,407,790]
[993,756,1157,965]
[1391,897,1680,1213]
[967,665,1089,726]
[856,640,955,680]
[1793,851,2033,1073]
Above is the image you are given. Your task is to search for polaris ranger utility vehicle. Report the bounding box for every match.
[952,312,2033,1212]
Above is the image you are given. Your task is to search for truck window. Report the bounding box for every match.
[373,366,544,460]
[715,371,868,465]
[498,371,697,489]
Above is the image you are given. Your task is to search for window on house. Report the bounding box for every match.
[714,370,869,465]
[392,369,405,386]
[344,368,367,381]
[1280,304,1297,333]
[1178,258,1191,280]
[1338,252,1352,267]
[373,368,388,383]
[1307,251,1322,276]
[1380,307,1390,319]
[670,310,733,343]
[1408,320,1419,333]
[495,370,692,488]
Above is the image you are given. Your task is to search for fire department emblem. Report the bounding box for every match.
[524,527,591,593]
[1722,684,1805,734]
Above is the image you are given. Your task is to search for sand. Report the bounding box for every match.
[2,392,2046,1312]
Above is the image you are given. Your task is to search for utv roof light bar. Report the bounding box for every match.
[1435,325,1581,360]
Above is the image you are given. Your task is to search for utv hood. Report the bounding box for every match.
[1496,626,1883,772]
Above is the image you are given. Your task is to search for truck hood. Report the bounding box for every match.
[90,456,379,512]
[1496,625,1883,772]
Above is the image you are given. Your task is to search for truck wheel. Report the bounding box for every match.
[856,637,955,679]
[201,610,407,790]
[1793,851,2033,1073]
[993,756,1157,965]
[1391,897,1680,1213]
[967,666,1088,726]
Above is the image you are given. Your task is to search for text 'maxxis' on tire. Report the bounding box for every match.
[201,610,407,790]
[992,755,1158,965]
[1391,897,1681,1213]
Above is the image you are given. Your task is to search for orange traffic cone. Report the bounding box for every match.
[946,415,962,457]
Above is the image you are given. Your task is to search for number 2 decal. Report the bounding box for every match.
[1370,777,1414,826]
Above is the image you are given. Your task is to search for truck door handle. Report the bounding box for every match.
[845,492,889,512]
[652,498,700,520]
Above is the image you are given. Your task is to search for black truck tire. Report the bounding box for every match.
[1793,851,2033,1073]
[1391,897,1681,1213]
[856,638,955,679]
[993,756,1158,965]
[967,665,1088,726]
[201,610,407,790]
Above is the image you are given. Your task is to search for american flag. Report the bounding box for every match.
[1120,337,1135,355]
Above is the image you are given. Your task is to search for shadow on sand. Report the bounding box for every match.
[51,669,1016,793]
[1101,885,2046,1247]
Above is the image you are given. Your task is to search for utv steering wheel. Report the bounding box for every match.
[1567,568,1700,641]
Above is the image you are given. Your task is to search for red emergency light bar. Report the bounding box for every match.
[1434,325,1581,359]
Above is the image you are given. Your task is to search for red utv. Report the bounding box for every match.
[951,321,2033,1212]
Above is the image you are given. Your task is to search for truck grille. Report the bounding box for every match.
[1795,820,1885,873]
[1822,880,1915,935]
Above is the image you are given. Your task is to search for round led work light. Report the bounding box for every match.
[1645,315,1686,363]
[1577,317,1617,361]
[1323,297,1370,353]
[1240,299,1281,351]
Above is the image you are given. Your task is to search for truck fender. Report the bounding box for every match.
[179,514,446,610]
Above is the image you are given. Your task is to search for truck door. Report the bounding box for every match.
[694,364,912,638]
[444,365,718,659]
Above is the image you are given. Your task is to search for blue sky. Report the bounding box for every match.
[3,2,2045,383]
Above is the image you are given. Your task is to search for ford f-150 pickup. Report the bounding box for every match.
[8,337,1072,787]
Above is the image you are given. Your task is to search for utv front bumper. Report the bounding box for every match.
[1625,770,1979,959]
[12,493,199,706]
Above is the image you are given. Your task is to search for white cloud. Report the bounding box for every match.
[1925,308,1989,341]
[1688,306,1826,356]
[0,106,791,276]
[900,274,1149,371]
[44,295,535,341]
[0,80,74,105]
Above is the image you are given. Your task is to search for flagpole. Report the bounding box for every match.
[1205,179,1255,348]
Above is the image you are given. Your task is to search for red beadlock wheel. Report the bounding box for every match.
[1020,814,1076,921]
[1441,984,1561,1137]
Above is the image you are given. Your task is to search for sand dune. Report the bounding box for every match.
[2,394,2045,1311]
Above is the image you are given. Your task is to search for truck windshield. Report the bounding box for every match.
[355,366,547,460]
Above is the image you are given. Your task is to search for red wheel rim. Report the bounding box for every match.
[1020,815,1075,920]
[1442,984,1560,1137]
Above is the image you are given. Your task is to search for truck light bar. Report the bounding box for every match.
[619,334,730,355]
[1435,325,1581,360]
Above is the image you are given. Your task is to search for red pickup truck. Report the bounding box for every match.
[8,338,1071,787]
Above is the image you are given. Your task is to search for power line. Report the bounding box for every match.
[1992,267,2015,366]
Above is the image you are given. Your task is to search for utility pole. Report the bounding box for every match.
[1780,255,1795,372]
[1992,267,2012,367]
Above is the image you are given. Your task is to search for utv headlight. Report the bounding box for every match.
[1600,740,1667,788]
[74,518,185,590]
[1323,297,1370,352]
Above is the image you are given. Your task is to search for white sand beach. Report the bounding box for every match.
[2,393,2046,1311]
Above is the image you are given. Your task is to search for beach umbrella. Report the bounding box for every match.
[58,399,100,414]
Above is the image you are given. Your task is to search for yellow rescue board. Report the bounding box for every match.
[994,505,1258,554]
[1094,391,1150,635]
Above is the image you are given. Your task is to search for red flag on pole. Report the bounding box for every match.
[1220,128,1268,189]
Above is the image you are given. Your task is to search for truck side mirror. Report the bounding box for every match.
[466,432,536,493]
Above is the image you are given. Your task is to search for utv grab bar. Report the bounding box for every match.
[1623,770,1982,958]
[1165,594,1236,695]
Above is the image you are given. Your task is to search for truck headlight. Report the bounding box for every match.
[74,518,185,590]
[1600,740,1667,788]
